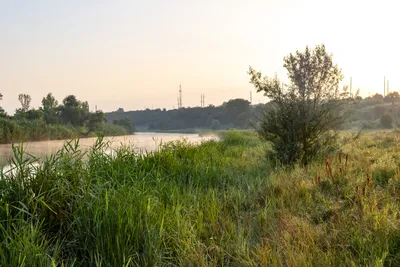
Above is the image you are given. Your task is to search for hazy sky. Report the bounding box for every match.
[0,0,398,113]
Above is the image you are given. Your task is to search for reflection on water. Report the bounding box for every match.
[0,132,216,167]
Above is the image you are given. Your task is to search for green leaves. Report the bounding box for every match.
[250,44,353,166]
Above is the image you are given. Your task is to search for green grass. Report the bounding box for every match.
[1,130,400,266]
[0,118,129,144]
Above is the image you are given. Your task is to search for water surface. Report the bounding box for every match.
[0,132,215,166]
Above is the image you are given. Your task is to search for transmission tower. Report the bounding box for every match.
[384,76,386,96]
[200,94,205,107]
[387,80,390,94]
[178,84,183,108]
[350,77,352,97]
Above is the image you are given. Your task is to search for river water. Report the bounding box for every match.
[0,132,216,167]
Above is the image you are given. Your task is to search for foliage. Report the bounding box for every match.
[113,117,135,134]
[60,95,89,126]
[18,94,31,111]
[210,119,221,130]
[1,131,400,266]
[249,44,352,165]
[0,93,133,144]
[99,123,128,137]
[41,93,59,124]
[384,92,400,103]
[106,98,262,131]
[381,113,393,128]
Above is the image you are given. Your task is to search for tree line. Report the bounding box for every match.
[0,93,134,144]
[106,98,264,131]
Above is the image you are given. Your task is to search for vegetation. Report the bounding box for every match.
[106,93,400,134]
[106,98,262,131]
[0,93,131,144]
[381,113,393,129]
[1,130,400,266]
[249,44,354,166]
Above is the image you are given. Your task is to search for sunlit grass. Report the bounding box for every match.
[1,130,400,266]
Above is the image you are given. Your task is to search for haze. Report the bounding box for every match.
[0,0,398,114]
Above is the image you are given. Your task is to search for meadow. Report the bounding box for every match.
[1,130,400,266]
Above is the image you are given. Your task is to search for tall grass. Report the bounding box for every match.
[1,130,400,266]
[0,118,128,144]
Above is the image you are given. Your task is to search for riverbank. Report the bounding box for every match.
[0,118,129,144]
[0,132,215,168]
[1,130,400,266]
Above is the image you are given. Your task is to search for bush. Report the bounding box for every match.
[381,113,393,129]
[249,44,351,165]
[100,123,128,136]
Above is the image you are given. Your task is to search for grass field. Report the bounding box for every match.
[1,130,400,266]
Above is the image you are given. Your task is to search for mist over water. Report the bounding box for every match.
[0,132,216,167]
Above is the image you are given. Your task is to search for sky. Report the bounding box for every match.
[0,0,399,113]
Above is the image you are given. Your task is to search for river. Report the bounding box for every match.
[0,132,216,167]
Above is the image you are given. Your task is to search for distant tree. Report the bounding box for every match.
[384,91,400,103]
[60,95,89,126]
[210,119,221,130]
[0,93,3,117]
[374,105,387,119]
[249,44,352,166]
[223,99,250,125]
[0,107,7,118]
[87,111,106,133]
[372,93,384,101]
[25,109,44,121]
[380,113,393,128]
[223,99,250,116]
[18,94,31,111]
[41,93,60,124]
[113,117,135,134]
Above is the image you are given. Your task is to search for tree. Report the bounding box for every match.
[210,119,221,130]
[384,91,400,103]
[25,109,44,120]
[372,93,384,101]
[87,111,106,133]
[0,107,7,118]
[41,93,60,124]
[249,44,351,166]
[113,117,135,134]
[18,94,31,111]
[380,113,393,128]
[60,95,88,126]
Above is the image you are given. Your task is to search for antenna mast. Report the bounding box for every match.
[384,76,386,96]
[387,80,390,94]
[350,77,352,97]
[178,84,183,108]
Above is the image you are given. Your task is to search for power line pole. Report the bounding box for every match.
[201,94,205,107]
[350,77,352,97]
[384,76,386,96]
[387,80,390,94]
[178,84,183,109]
[250,91,252,104]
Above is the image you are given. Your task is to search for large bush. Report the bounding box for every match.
[249,44,353,166]
[381,113,393,129]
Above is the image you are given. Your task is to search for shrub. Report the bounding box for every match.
[381,113,393,129]
[249,44,352,165]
